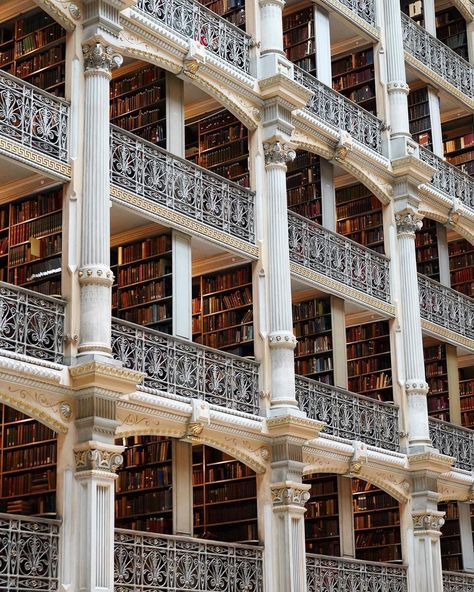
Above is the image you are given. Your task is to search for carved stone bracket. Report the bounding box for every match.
[263,142,296,166]
[82,43,123,75]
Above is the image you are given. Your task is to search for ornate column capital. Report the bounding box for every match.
[405,380,429,396]
[412,510,445,534]
[395,211,423,236]
[259,0,286,7]
[74,441,123,474]
[82,42,122,75]
[264,141,296,167]
[271,482,311,507]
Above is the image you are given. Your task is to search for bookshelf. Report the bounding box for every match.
[112,233,172,333]
[401,0,424,25]
[408,87,432,149]
[197,0,246,29]
[346,321,393,401]
[7,188,63,296]
[442,116,474,178]
[304,474,340,555]
[0,9,66,96]
[286,151,322,223]
[282,6,316,76]
[293,297,333,385]
[0,404,57,517]
[332,48,376,114]
[336,184,384,254]
[115,436,173,533]
[110,64,166,147]
[436,7,468,60]
[440,502,463,571]
[352,479,401,563]
[193,445,258,543]
[415,218,440,280]
[448,238,474,297]
[424,344,449,421]
[185,109,249,187]
[459,367,474,429]
[193,264,254,357]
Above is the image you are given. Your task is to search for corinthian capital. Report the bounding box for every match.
[264,141,296,167]
[83,43,122,74]
[395,211,423,236]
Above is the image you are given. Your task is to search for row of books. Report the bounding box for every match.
[353,492,396,511]
[461,396,474,411]
[201,124,245,149]
[110,66,164,98]
[349,371,392,393]
[11,191,62,225]
[427,396,449,413]
[121,302,171,326]
[203,287,252,314]
[10,212,62,246]
[336,194,380,218]
[306,519,339,538]
[282,7,313,32]
[295,357,333,376]
[4,495,55,516]
[344,230,384,251]
[346,322,388,342]
[4,423,55,447]
[199,111,237,134]
[333,69,373,92]
[3,443,56,469]
[110,87,164,119]
[460,380,474,396]
[337,213,382,234]
[355,530,399,546]
[287,187,321,207]
[332,49,373,76]
[212,162,248,181]
[113,108,165,132]
[15,24,64,57]
[10,256,61,285]
[283,24,312,49]
[355,510,400,529]
[289,202,322,221]
[285,42,313,63]
[116,466,172,493]
[9,237,61,267]
[425,361,447,377]
[205,480,256,503]
[446,149,474,167]
[295,336,332,356]
[293,299,330,321]
[307,540,340,556]
[3,469,55,497]
[115,489,172,516]
[206,461,253,482]
[410,116,432,135]
[199,141,247,168]
[119,280,171,309]
[450,268,474,285]
[203,326,253,348]
[307,478,337,496]
[444,133,474,153]
[15,46,64,76]
[293,317,332,337]
[306,498,337,517]
[117,260,171,285]
[203,267,250,293]
[206,501,256,523]
[347,86,374,104]
[409,101,430,120]
[348,356,391,377]
[17,12,55,36]
[203,309,252,332]
[25,67,65,93]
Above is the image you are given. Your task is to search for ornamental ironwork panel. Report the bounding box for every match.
[114,530,264,592]
[443,571,474,592]
[338,0,375,25]
[0,71,69,162]
[401,12,474,99]
[418,274,474,340]
[306,554,408,592]
[429,418,474,472]
[419,146,474,211]
[111,318,260,415]
[295,376,400,451]
[293,66,383,154]
[136,0,251,74]
[0,283,65,364]
[0,513,60,592]
[110,127,255,245]
[288,211,391,302]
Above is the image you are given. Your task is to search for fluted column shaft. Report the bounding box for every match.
[396,213,431,449]
[264,142,300,414]
[259,0,285,54]
[383,0,410,137]
[79,43,122,357]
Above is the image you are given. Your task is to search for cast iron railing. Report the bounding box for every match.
[443,571,474,592]
[111,318,260,415]
[429,417,474,472]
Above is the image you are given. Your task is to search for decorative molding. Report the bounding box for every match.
[263,142,296,166]
[82,43,123,74]
[395,212,424,236]
[412,510,445,533]
[74,441,124,473]
[271,482,311,507]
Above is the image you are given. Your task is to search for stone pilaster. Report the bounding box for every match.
[78,42,122,359]
[264,142,300,415]
[382,0,411,152]
[395,210,431,450]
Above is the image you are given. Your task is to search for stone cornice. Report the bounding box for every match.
[408,451,455,475]
[69,361,144,393]
[266,415,325,442]
[34,0,79,32]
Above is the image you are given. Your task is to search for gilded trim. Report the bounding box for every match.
[0,137,71,179]
[421,319,474,352]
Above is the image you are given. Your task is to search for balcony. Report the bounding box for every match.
[110,126,257,255]
[115,529,264,591]
[288,212,391,307]
[295,376,400,451]
[111,318,260,415]
[0,513,60,592]
[335,0,376,27]
[293,66,383,155]
[0,283,65,365]
[429,417,474,472]
[306,554,408,592]
[443,571,474,592]
[418,274,474,345]
[401,12,474,103]
[0,71,70,177]
[135,0,251,75]
[419,146,474,212]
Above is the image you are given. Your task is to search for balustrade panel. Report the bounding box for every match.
[443,571,474,592]
[429,417,474,472]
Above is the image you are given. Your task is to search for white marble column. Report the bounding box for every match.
[314,5,331,86]
[427,87,443,156]
[396,212,431,450]
[264,141,300,415]
[259,0,285,54]
[382,0,411,142]
[78,43,122,359]
[422,0,437,35]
